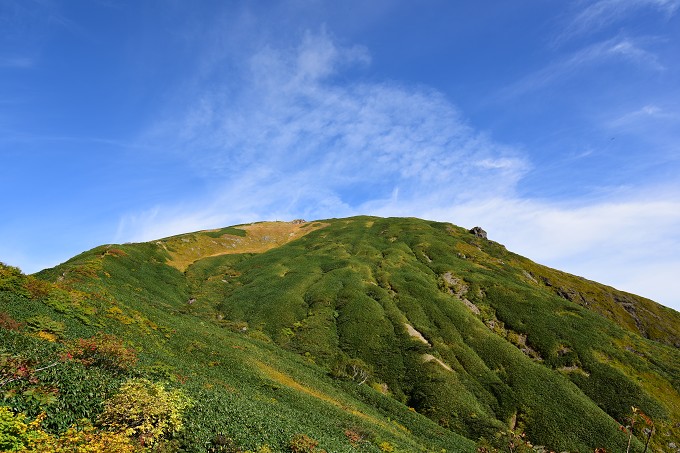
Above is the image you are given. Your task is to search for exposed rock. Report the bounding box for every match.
[462,299,481,315]
[375,382,389,394]
[291,219,306,224]
[469,226,487,239]
[540,276,587,305]
[510,332,543,361]
[421,354,452,371]
[404,323,430,346]
[624,346,645,358]
[442,272,467,296]
[522,270,538,284]
[615,294,647,337]
[556,345,571,357]
[441,272,481,314]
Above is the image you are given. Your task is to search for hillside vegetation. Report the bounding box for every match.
[1,216,679,452]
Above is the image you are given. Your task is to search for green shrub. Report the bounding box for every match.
[0,263,28,296]
[25,315,66,339]
[98,378,192,446]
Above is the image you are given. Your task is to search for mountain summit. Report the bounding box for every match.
[2,216,679,452]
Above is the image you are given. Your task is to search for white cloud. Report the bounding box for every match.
[603,104,680,161]
[560,0,679,42]
[608,104,680,127]
[426,196,680,311]
[126,29,527,233]
[499,37,663,100]
[119,30,680,312]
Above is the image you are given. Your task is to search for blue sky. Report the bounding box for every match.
[1,0,680,311]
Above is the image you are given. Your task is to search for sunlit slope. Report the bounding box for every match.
[34,216,680,451]
[4,262,474,451]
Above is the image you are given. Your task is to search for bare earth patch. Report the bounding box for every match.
[164,221,329,271]
[442,272,481,315]
[421,354,452,371]
[404,323,430,345]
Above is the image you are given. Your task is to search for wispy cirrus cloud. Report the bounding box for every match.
[497,36,663,101]
[116,28,680,310]
[506,0,675,104]
[123,30,528,240]
[558,0,679,43]
[607,104,680,127]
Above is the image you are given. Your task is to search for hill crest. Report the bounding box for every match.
[2,215,678,452]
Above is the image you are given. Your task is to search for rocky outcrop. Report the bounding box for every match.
[469,226,487,239]
[441,272,481,315]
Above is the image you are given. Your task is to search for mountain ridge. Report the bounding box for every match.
[2,215,679,452]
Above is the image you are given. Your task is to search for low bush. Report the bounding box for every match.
[288,433,320,452]
[64,334,137,372]
[0,406,34,451]
[0,406,141,453]
[25,315,65,339]
[0,263,28,296]
[0,311,21,330]
[98,378,192,446]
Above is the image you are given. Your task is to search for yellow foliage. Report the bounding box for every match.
[98,378,191,446]
[1,407,140,453]
[23,424,141,452]
[378,441,395,452]
[1,406,32,451]
[35,331,58,342]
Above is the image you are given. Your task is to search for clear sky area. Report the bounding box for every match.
[1,1,679,311]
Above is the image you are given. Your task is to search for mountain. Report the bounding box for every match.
[1,216,679,452]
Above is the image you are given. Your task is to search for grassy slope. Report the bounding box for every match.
[2,259,473,452]
[182,216,678,451]
[3,216,679,451]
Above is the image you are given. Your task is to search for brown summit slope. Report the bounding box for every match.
[160,220,328,271]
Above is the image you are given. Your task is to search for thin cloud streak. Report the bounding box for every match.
[497,37,663,101]
[607,104,680,127]
[558,0,679,43]
[128,29,527,231]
